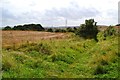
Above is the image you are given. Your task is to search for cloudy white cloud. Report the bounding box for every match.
[118,1,120,23]
[1,0,119,27]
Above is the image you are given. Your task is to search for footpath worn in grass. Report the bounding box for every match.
[2,33,119,78]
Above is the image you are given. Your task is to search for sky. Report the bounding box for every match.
[0,0,119,27]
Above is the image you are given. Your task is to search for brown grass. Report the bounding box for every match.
[2,31,69,48]
[97,26,109,31]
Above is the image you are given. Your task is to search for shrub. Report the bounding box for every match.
[54,29,66,33]
[66,27,74,32]
[3,26,12,30]
[103,26,116,37]
[75,19,99,41]
[54,29,61,32]
[73,27,77,31]
[60,29,67,32]
[116,24,120,26]
[100,59,108,65]
[47,28,53,32]
[94,64,107,75]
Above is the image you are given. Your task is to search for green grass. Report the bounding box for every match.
[2,32,119,78]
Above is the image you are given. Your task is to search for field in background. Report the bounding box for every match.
[2,29,119,78]
[2,31,69,48]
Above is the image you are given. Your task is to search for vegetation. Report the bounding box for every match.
[3,26,12,30]
[66,27,74,32]
[54,29,66,33]
[116,24,120,26]
[2,27,119,78]
[2,19,119,78]
[103,26,116,37]
[3,24,44,31]
[46,28,53,32]
[75,19,99,41]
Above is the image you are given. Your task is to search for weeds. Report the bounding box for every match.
[2,31,118,78]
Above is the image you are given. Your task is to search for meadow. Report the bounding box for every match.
[2,28,119,78]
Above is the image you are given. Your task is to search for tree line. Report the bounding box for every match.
[3,24,44,31]
[3,19,118,41]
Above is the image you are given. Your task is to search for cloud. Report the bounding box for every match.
[2,8,18,26]
[1,1,100,27]
[118,1,120,24]
[41,2,100,26]
[44,3,100,20]
[2,8,16,19]
[1,0,118,27]
[1,7,43,26]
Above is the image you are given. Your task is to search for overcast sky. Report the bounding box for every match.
[0,0,119,27]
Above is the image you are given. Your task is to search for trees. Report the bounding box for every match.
[76,19,99,41]
[12,24,44,31]
[66,27,74,32]
[3,26,12,30]
[47,28,53,32]
[116,24,120,26]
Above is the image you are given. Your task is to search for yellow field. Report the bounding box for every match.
[2,31,68,48]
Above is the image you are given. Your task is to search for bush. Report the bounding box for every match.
[75,19,99,41]
[3,26,12,30]
[60,29,67,32]
[66,27,74,32]
[47,28,53,32]
[54,29,66,33]
[116,24,120,26]
[103,26,116,37]
[94,64,107,75]
[100,59,108,65]
[54,29,61,32]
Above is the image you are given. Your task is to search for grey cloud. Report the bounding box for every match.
[44,3,100,21]
[2,8,17,19]
[1,8,43,26]
[2,8,18,26]
[1,1,100,27]
[107,9,118,24]
[107,9,117,18]
[118,1,120,23]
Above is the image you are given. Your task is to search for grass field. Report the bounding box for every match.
[2,30,119,78]
[2,31,69,48]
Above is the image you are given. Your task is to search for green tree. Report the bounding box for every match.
[76,19,99,41]
[13,24,44,31]
[116,24,120,26]
[73,27,77,31]
[66,27,74,32]
[54,29,62,32]
[3,26,12,30]
[47,28,53,32]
